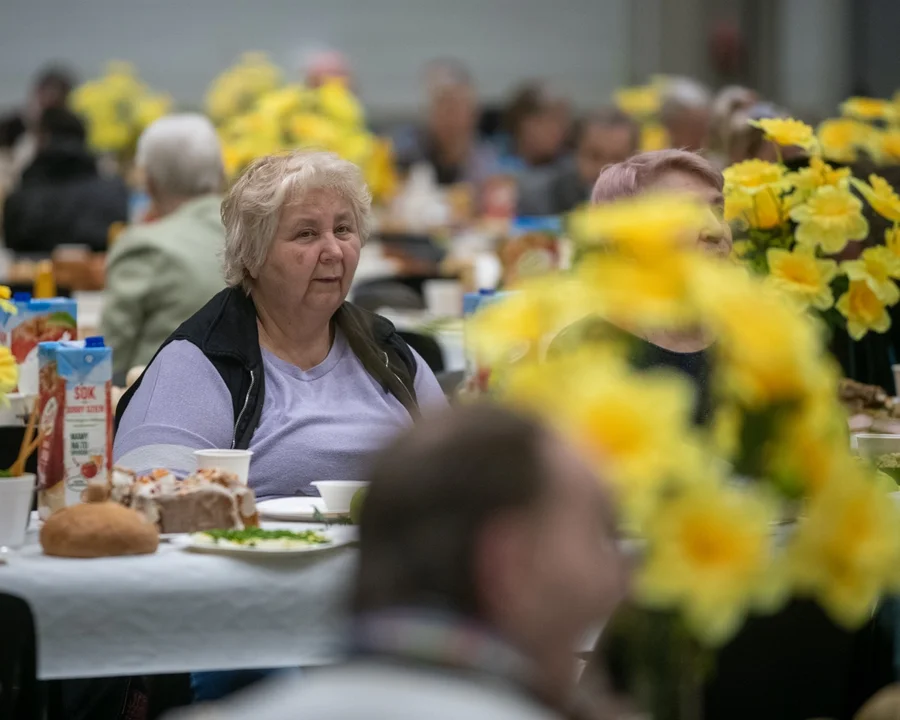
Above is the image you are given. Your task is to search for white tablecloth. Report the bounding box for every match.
[1,522,357,680]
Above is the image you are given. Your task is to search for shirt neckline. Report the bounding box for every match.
[261,328,349,382]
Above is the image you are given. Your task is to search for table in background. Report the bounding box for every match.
[1,520,356,680]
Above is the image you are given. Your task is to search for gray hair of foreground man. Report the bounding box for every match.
[354,404,549,615]
[135,113,224,199]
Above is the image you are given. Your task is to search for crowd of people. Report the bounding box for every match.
[2,54,899,720]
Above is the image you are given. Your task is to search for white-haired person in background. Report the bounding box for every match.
[659,76,713,153]
[114,150,446,504]
[101,113,227,378]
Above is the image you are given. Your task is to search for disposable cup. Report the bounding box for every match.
[194,449,253,484]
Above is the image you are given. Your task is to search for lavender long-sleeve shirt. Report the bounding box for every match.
[114,331,447,499]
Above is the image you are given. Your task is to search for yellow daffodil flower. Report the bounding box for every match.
[637,481,782,645]
[786,156,851,198]
[789,472,900,628]
[836,280,891,339]
[841,246,900,305]
[749,117,818,153]
[614,85,661,118]
[724,159,793,196]
[568,193,708,259]
[885,225,900,262]
[841,96,893,122]
[790,186,869,254]
[696,264,822,407]
[852,175,900,223]
[639,122,670,152]
[0,285,17,315]
[317,79,364,127]
[0,346,17,403]
[767,247,838,310]
[816,118,867,164]
[725,187,785,230]
[577,253,698,328]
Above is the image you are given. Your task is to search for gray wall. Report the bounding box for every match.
[0,0,630,118]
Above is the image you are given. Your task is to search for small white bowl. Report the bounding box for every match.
[311,481,368,514]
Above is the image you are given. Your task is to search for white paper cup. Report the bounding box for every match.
[0,474,36,548]
[194,449,253,484]
[311,481,368,514]
[423,279,463,318]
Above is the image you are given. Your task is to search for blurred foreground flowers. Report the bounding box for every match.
[467,191,900,647]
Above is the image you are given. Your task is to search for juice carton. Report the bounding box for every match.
[37,337,113,519]
[0,294,77,395]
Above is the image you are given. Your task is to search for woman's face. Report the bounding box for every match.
[647,169,732,259]
[253,187,361,317]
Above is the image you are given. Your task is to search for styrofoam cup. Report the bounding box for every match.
[194,449,253,484]
[311,481,368,514]
[0,474,36,548]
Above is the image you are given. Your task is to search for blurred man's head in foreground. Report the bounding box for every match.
[355,403,625,700]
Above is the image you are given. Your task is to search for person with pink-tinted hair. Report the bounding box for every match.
[585,149,731,424]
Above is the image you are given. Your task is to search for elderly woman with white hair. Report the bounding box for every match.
[114,150,446,500]
[101,113,227,376]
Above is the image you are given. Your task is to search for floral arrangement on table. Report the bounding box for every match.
[208,53,398,203]
[466,192,900,713]
[726,116,900,340]
[0,287,39,478]
[69,62,171,158]
[817,92,900,167]
[614,80,670,152]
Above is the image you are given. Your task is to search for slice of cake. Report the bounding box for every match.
[111,466,259,534]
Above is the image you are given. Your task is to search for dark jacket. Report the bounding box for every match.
[2,140,128,253]
[115,287,419,449]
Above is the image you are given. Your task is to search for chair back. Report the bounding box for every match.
[0,592,40,720]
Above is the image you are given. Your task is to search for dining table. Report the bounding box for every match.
[1,517,357,680]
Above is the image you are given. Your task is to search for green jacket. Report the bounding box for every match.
[101,195,225,376]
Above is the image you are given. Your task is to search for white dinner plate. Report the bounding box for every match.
[256,496,327,522]
[171,528,354,556]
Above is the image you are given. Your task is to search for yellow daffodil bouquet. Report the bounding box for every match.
[209,54,397,203]
[70,62,171,160]
[467,192,900,654]
[727,117,900,340]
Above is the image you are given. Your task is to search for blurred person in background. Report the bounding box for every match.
[2,107,128,253]
[659,76,713,153]
[101,114,226,379]
[394,59,498,186]
[0,64,75,181]
[305,49,354,89]
[518,108,639,216]
[169,403,626,720]
[556,150,729,426]
[706,85,759,170]
[503,81,572,171]
[723,101,800,166]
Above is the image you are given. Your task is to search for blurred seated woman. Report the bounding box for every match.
[565,150,731,424]
[115,150,446,499]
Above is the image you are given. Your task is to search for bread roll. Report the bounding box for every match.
[40,501,159,558]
